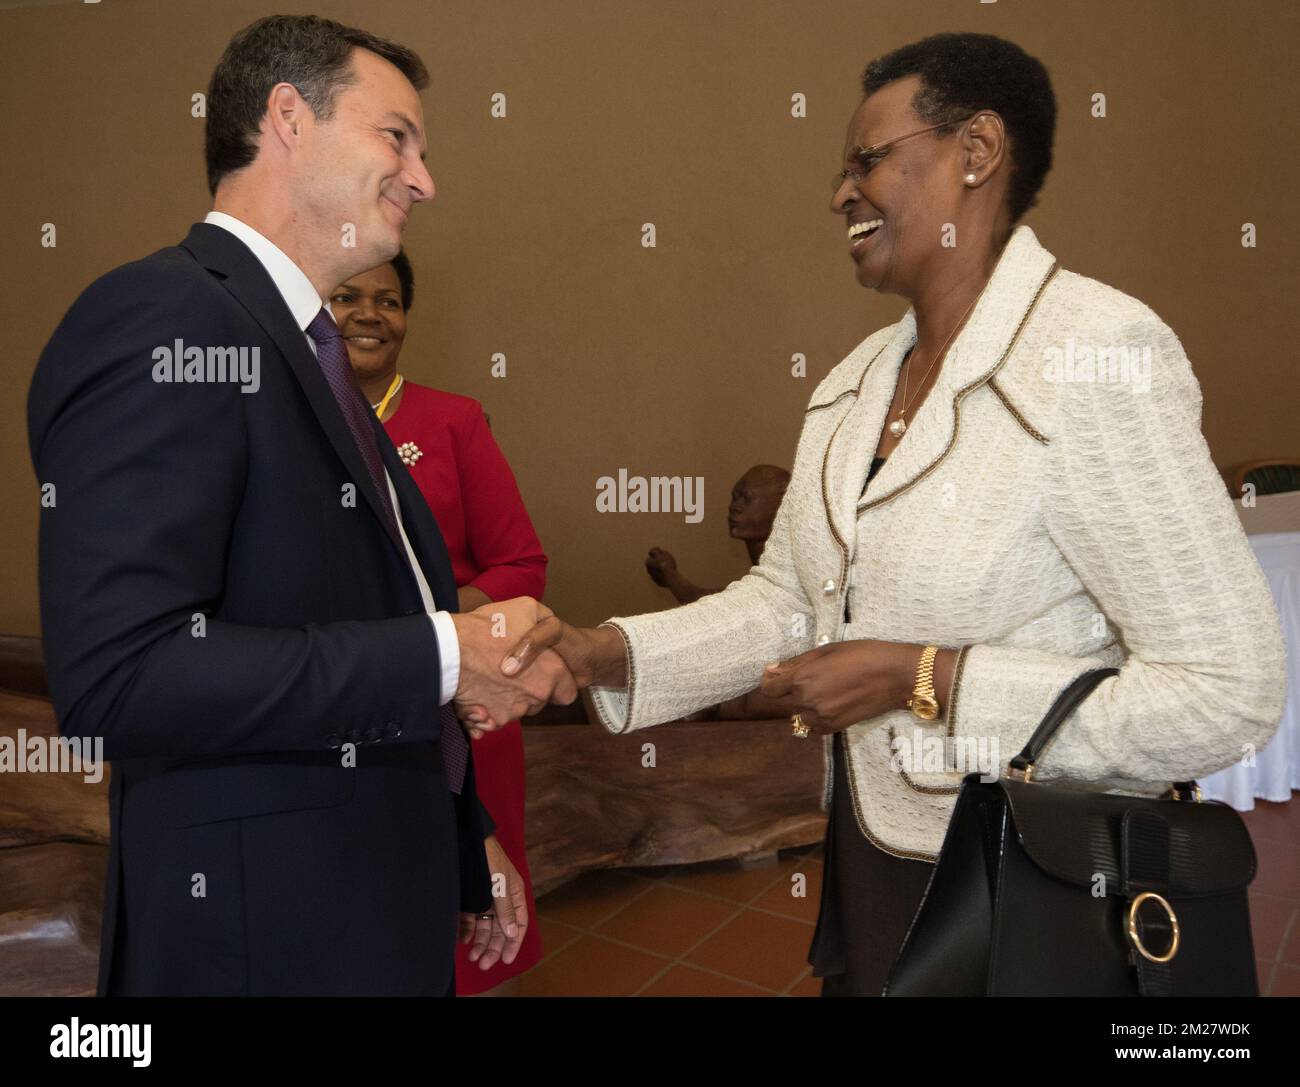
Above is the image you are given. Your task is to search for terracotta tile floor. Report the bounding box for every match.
[522,792,1300,996]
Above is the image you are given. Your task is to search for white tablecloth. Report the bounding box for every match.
[1199,493,1300,808]
[1235,488,1300,536]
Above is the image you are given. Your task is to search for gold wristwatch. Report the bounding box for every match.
[907,645,941,721]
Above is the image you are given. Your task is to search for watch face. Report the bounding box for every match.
[912,695,940,721]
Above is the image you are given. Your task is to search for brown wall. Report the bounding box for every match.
[2,0,1297,636]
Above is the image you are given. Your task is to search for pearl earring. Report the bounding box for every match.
[965,173,977,183]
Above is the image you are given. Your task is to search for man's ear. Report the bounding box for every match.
[265,82,307,147]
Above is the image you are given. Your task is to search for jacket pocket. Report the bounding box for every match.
[133,760,357,828]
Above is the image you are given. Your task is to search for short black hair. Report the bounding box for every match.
[861,33,1056,222]
[205,14,429,196]
[389,248,414,311]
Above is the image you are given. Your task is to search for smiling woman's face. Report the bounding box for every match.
[329,261,408,379]
[831,75,968,298]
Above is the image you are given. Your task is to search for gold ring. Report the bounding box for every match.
[1126,892,1180,963]
[791,714,810,739]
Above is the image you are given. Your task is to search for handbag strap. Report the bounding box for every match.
[1122,809,1177,996]
[1006,666,1198,797]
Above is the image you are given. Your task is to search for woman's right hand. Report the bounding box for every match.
[460,619,629,731]
[500,619,628,689]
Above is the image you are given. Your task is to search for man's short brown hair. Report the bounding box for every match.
[204,14,428,196]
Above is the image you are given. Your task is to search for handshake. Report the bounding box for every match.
[448,597,628,736]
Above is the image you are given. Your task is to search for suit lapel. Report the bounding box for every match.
[180,223,407,557]
[845,225,1060,516]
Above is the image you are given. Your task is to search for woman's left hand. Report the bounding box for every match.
[759,640,919,733]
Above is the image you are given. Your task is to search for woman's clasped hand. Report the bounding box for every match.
[759,640,923,733]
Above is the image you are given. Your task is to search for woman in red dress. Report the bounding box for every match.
[331,250,546,996]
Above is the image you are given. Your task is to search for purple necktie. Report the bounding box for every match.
[306,309,397,533]
[306,308,469,794]
[439,703,468,794]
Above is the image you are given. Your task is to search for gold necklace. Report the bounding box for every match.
[888,293,981,439]
[371,373,403,417]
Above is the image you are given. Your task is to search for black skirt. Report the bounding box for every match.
[807,732,936,996]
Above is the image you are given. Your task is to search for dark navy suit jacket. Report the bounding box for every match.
[27,222,494,996]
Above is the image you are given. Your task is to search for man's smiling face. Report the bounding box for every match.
[297,47,434,277]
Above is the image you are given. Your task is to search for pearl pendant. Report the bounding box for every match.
[889,418,907,438]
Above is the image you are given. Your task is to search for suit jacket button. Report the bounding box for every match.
[326,732,342,747]
[383,720,400,738]
[816,634,831,646]
[365,725,383,743]
[821,578,836,595]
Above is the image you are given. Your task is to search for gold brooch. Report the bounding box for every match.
[791,714,810,739]
[397,441,423,467]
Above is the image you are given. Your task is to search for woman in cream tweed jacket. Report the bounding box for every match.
[585,214,1285,851]
[488,32,1288,996]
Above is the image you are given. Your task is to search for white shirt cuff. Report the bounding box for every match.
[429,611,460,706]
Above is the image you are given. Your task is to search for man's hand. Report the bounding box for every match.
[458,834,528,971]
[451,598,578,732]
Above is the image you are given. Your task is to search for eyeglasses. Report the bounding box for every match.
[832,113,982,193]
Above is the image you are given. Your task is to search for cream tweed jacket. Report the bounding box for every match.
[589,224,1288,861]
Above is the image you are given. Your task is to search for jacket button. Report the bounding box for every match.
[365,725,383,743]
[383,720,400,738]
[821,578,836,595]
[816,634,831,646]
[325,732,341,748]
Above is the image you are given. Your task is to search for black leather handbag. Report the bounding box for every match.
[884,668,1259,996]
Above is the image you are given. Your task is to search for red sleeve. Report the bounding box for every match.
[454,401,548,602]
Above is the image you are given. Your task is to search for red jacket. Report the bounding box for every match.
[384,382,547,601]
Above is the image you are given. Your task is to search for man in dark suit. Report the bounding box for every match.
[26,14,574,996]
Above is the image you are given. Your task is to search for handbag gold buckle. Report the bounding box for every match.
[1126,891,1180,963]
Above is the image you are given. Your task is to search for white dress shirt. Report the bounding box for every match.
[203,211,459,703]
